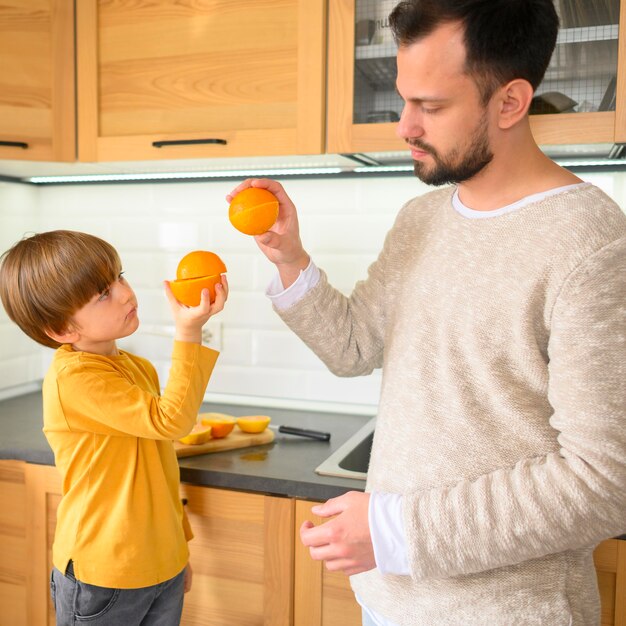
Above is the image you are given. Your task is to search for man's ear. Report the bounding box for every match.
[45,326,80,345]
[495,79,534,130]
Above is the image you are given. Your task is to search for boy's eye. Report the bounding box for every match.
[98,288,110,301]
[118,271,125,281]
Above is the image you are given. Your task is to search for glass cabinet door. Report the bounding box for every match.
[353,0,401,125]
[328,0,623,153]
[353,0,619,122]
[535,1,620,115]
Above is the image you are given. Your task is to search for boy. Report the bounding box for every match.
[0,230,227,625]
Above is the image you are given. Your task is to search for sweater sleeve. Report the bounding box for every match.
[56,342,219,440]
[402,237,626,580]
[275,237,394,378]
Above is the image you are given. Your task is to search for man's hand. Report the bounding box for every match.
[226,178,309,289]
[300,491,376,576]
[184,562,193,593]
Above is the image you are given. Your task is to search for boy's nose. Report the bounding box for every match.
[118,282,135,303]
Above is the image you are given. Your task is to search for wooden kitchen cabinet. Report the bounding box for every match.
[0,0,75,162]
[0,461,28,626]
[2,461,623,625]
[327,0,626,154]
[178,482,294,626]
[594,539,626,626]
[75,0,326,162]
[16,462,294,626]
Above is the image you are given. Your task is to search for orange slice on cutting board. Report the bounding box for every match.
[236,416,271,433]
[199,413,236,438]
[179,423,213,445]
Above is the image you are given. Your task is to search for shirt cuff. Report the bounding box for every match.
[266,259,320,311]
[369,492,411,576]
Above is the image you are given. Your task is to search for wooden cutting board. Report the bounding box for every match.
[174,428,275,458]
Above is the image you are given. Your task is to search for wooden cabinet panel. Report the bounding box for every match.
[179,483,294,626]
[615,0,626,142]
[25,462,62,626]
[594,539,626,626]
[77,0,326,162]
[0,460,28,626]
[0,0,75,162]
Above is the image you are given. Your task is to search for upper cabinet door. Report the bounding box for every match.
[0,0,75,162]
[77,0,326,162]
[530,0,624,146]
[328,0,625,153]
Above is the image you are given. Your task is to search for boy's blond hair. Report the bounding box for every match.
[0,230,121,348]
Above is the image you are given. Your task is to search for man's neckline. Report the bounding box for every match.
[452,182,590,219]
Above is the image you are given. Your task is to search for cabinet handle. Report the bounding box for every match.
[0,140,28,149]
[152,139,227,148]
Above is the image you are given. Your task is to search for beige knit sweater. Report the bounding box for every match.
[277,183,626,625]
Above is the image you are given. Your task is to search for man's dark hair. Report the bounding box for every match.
[389,0,559,104]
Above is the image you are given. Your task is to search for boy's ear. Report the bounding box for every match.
[45,326,80,345]
[495,78,535,129]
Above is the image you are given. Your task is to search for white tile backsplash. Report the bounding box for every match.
[0,182,42,397]
[1,172,625,411]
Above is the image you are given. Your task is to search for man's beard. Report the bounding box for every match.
[410,114,493,186]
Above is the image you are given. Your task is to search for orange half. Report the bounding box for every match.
[177,250,227,280]
[179,423,212,445]
[170,274,222,306]
[199,413,236,438]
[236,415,271,433]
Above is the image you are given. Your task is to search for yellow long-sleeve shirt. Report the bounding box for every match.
[42,340,218,589]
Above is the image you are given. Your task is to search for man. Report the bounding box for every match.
[228,1,626,624]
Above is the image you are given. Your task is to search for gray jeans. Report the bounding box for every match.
[50,561,185,626]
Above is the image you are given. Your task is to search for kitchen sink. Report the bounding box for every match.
[315,417,375,480]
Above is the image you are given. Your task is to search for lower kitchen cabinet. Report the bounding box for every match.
[594,539,626,626]
[0,460,28,626]
[1,460,624,625]
[11,461,295,626]
[178,483,294,625]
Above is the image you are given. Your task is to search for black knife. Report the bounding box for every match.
[269,425,331,441]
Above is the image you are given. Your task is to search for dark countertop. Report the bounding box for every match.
[0,391,369,501]
[2,392,624,541]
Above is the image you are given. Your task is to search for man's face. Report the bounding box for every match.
[395,22,494,186]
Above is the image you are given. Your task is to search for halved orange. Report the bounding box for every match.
[179,422,212,445]
[170,250,227,306]
[236,415,271,433]
[229,188,279,236]
[199,412,236,438]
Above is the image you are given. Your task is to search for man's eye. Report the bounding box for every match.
[422,107,440,114]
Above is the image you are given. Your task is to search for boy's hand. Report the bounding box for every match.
[226,178,310,289]
[164,274,228,344]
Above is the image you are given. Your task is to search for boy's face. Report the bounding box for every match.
[68,273,139,355]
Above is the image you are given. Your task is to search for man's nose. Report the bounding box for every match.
[396,106,424,140]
